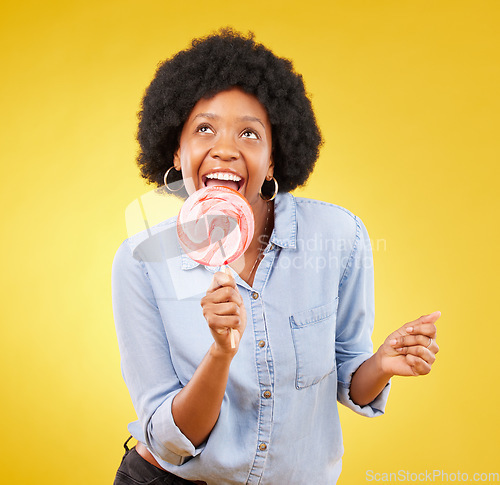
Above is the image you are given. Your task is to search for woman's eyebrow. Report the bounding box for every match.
[194,112,218,120]
[238,115,265,129]
[193,112,265,129]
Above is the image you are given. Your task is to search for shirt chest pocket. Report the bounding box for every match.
[289,298,338,389]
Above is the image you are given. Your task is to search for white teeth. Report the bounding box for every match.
[206,172,241,182]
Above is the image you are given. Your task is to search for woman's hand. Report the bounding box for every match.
[201,270,247,354]
[376,311,441,377]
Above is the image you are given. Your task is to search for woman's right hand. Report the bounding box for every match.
[201,270,247,354]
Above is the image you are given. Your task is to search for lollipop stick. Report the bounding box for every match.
[218,240,237,349]
[224,266,237,349]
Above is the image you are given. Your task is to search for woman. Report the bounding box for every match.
[112,29,440,485]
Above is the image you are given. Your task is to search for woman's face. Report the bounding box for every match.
[173,88,274,207]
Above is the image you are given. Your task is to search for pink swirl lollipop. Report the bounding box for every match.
[177,186,255,267]
[177,186,255,348]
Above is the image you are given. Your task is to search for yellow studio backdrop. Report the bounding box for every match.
[1,0,498,483]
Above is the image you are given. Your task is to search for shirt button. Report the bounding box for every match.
[263,390,272,399]
[251,291,259,300]
[258,340,266,348]
[259,443,267,451]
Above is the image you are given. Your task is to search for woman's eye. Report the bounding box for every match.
[241,130,258,139]
[196,125,214,134]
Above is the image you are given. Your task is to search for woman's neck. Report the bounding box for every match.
[230,198,275,286]
[251,198,274,248]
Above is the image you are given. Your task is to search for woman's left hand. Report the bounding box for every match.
[376,311,441,377]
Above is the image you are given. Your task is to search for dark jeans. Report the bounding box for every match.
[113,437,199,485]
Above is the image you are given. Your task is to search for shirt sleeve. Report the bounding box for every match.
[112,239,205,465]
[335,216,390,417]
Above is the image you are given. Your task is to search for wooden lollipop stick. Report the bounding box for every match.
[218,240,236,349]
[224,266,237,349]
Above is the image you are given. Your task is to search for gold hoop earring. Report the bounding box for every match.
[163,166,184,192]
[259,176,278,201]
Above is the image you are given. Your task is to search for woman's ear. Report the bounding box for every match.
[173,148,181,171]
[266,156,274,180]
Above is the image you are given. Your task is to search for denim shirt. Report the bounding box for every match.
[112,192,390,485]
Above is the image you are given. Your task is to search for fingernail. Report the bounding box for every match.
[407,327,413,333]
[390,339,397,346]
[396,347,403,352]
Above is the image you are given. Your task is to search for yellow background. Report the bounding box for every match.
[1,1,498,483]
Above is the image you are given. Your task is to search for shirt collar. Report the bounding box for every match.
[270,192,297,249]
[180,191,297,271]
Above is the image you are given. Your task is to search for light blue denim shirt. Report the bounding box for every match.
[112,192,390,485]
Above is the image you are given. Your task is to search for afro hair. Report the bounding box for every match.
[137,28,323,194]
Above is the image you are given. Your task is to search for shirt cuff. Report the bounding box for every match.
[147,391,206,466]
[337,353,391,417]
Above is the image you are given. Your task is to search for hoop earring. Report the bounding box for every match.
[163,166,184,192]
[259,176,278,201]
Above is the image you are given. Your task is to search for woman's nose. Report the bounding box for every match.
[209,135,239,161]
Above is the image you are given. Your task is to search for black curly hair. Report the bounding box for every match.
[137,28,322,194]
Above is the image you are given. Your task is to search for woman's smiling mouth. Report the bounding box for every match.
[202,171,244,192]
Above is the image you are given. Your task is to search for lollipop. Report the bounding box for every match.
[177,186,255,347]
[177,186,254,266]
